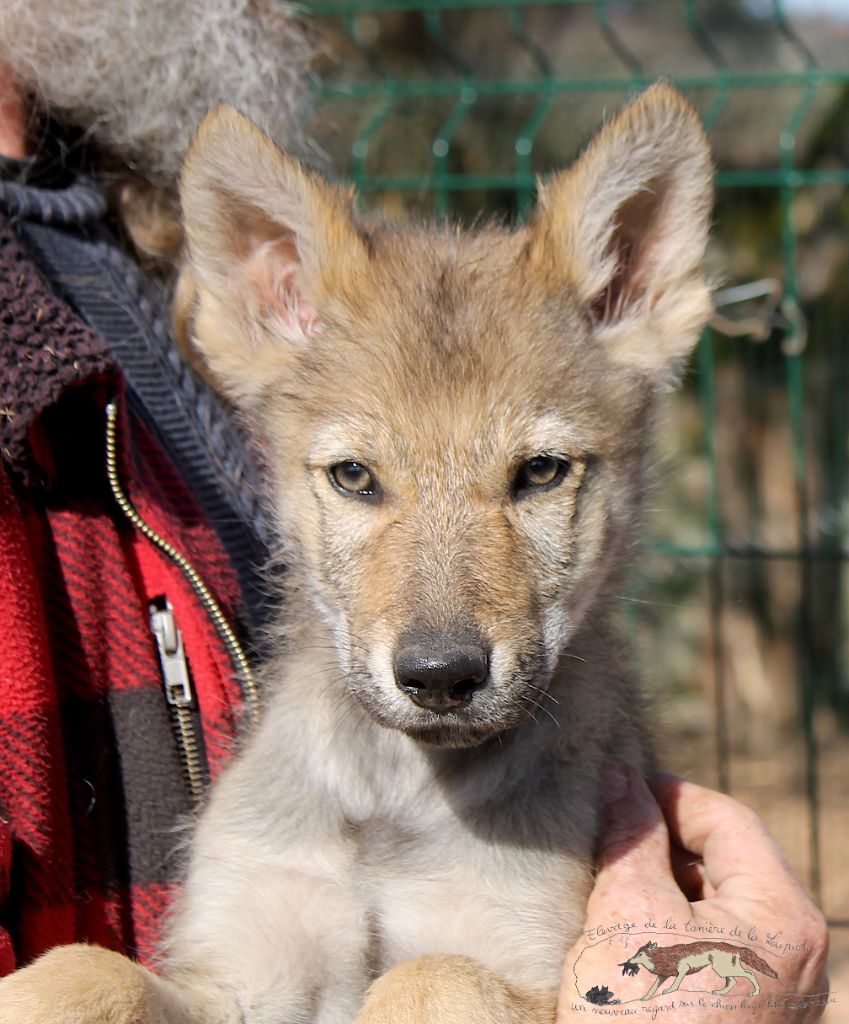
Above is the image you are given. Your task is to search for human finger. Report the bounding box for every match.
[669,843,716,902]
[587,762,690,923]
[649,772,798,900]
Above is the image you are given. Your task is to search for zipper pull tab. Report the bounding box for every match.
[149,598,194,707]
[149,596,207,805]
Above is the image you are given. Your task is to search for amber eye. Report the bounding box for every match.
[329,461,378,498]
[513,455,570,497]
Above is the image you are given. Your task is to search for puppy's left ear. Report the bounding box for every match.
[529,83,713,383]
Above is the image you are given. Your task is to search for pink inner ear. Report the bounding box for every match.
[245,236,320,338]
[587,176,671,328]
[274,265,320,335]
[587,244,632,327]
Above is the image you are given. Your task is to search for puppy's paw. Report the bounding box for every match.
[0,943,157,1024]
[354,955,556,1024]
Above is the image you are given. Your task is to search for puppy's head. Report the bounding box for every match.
[180,85,712,748]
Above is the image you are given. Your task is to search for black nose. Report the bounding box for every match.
[394,641,489,711]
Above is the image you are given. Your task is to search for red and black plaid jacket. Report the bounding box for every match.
[0,220,247,973]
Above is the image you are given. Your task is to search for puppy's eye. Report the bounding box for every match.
[513,456,570,497]
[329,461,378,498]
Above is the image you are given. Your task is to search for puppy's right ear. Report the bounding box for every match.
[180,105,367,405]
[528,83,712,385]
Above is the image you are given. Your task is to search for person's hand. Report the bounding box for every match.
[556,766,831,1022]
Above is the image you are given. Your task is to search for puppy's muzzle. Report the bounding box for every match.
[394,639,489,711]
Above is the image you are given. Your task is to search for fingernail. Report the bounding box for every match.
[601,760,629,803]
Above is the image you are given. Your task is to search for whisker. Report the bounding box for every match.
[521,694,561,729]
[527,682,559,706]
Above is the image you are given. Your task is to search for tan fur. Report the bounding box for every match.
[0,84,713,1024]
[0,944,211,1024]
[354,956,556,1024]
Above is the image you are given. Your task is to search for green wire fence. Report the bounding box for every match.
[302,0,849,943]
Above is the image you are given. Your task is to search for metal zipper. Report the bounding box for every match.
[149,598,207,804]
[104,400,261,735]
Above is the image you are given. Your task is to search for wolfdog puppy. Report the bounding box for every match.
[0,84,712,1024]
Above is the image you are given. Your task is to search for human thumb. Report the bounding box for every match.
[585,762,689,922]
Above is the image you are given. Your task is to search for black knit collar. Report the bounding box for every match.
[0,172,107,225]
[0,122,104,223]
[0,153,71,190]
[0,119,89,187]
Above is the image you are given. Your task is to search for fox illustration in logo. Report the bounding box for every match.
[620,940,779,1000]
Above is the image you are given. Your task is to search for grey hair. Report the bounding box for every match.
[0,0,315,185]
